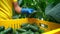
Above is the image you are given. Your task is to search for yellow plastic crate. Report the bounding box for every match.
[0,18,60,32]
[42,28,60,34]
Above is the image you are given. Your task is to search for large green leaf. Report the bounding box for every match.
[45,3,60,23]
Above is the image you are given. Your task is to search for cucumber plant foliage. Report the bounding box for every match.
[12,0,60,23]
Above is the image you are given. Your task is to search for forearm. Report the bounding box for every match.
[13,2,21,13]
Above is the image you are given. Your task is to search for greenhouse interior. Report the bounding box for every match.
[0,0,60,34]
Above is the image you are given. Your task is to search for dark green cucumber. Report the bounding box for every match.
[21,23,29,27]
[15,31,19,34]
[0,26,5,32]
[22,24,31,30]
[39,29,44,33]
[30,25,39,32]
[21,30,34,34]
[34,32,40,34]
[16,28,26,33]
[3,28,13,34]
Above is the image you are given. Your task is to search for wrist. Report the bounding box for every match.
[21,8,28,13]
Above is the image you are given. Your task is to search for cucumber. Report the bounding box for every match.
[28,30,34,34]
[21,30,34,34]
[30,25,39,32]
[22,24,31,30]
[21,23,29,27]
[15,31,19,34]
[0,32,5,34]
[3,28,13,34]
[39,29,44,33]
[16,28,26,33]
[34,32,40,34]
[0,26,5,32]
[21,32,28,34]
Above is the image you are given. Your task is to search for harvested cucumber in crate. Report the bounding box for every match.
[0,23,44,34]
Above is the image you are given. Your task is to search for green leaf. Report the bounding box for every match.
[45,3,60,23]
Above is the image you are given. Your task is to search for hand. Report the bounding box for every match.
[21,8,34,14]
